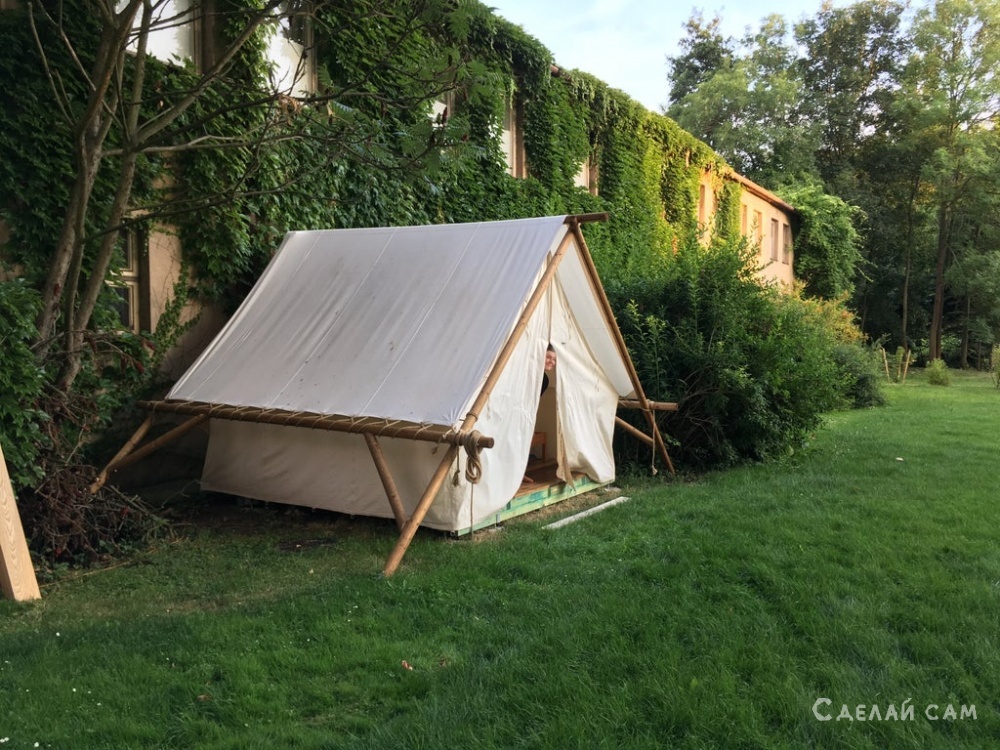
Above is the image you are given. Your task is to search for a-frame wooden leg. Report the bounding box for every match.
[364,433,406,530]
[89,414,208,494]
[89,414,154,494]
[383,444,458,577]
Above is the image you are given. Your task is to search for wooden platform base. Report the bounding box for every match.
[453,461,609,536]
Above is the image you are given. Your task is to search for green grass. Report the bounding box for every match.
[2,371,999,748]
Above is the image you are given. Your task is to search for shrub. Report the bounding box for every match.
[0,279,48,490]
[832,343,887,408]
[992,345,1000,389]
[925,358,950,386]
[610,235,851,469]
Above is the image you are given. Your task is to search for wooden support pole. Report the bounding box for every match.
[89,414,154,494]
[570,222,675,475]
[383,224,580,576]
[383,445,458,577]
[463,230,576,429]
[98,414,209,483]
[619,399,678,412]
[615,417,654,447]
[139,400,494,449]
[0,443,41,602]
[364,433,406,530]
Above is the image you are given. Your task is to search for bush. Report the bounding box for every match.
[925,358,950,386]
[832,343,887,408]
[0,279,48,490]
[609,235,853,469]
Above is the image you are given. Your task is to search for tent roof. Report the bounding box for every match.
[168,216,592,427]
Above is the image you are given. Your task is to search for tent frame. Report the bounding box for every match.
[92,213,674,576]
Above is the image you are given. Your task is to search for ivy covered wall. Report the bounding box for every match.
[0,0,759,494]
[160,3,746,311]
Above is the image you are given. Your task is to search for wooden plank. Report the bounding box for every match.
[0,443,41,602]
[544,496,631,530]
[455,475,610,535]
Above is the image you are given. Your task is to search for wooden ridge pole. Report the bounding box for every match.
[364,433,406,530]
[0,443,41,602]
[569,222,675,475]
[383,223,579,576]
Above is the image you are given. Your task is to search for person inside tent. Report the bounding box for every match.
[523,343,557,484]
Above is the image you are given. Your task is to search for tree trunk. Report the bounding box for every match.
[57,147,141,391]
[901,249,911,352]
[35,142,103,356]
[928,203,950,362]
[32,7,135,357]
[959,296,970,369]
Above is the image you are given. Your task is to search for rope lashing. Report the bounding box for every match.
[460,430,484,484]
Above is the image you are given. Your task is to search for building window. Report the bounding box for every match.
[573,156,599,195]
[574,156,590,191]
[753,210,763,246]
[770,218,780,261]
[123,0,197,64]
[267,1,315,96]
[782,223,792,265]
[110,228,149,333]
[431,90,456,127]
[501,98,527,178]
[741,204,748,236]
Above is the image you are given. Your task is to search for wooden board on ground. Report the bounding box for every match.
[0,443,41,601]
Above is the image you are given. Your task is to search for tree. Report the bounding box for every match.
[778,178,864,299]
[667,14,819,185]
[794,0,907,183]
[0,0,491,557]
[21,0,478,391]
[665,12,733,107]
[898,0,1000,361]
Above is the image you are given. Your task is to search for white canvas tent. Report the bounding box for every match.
[95,214,673,574]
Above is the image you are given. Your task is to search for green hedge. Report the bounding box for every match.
[610,236,879,469]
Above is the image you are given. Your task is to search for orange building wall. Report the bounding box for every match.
[698,172,796,287]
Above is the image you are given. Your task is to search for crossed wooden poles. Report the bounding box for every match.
[91,214,675,576]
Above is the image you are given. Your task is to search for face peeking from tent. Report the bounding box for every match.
[541,343,556,396]
[544,344,557,373]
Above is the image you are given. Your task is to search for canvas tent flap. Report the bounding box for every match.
[168,217,570,426]
[555,244,636,399]
[549,275,619,483]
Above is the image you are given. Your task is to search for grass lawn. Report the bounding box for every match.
[1,371,998,748]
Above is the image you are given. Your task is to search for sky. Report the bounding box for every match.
[486,0,854,112]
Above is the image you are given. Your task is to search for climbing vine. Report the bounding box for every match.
[0,0,766,562]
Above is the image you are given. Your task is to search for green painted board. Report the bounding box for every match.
[453,475,610,536]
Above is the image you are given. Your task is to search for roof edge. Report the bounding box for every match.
[727,172,797,215]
